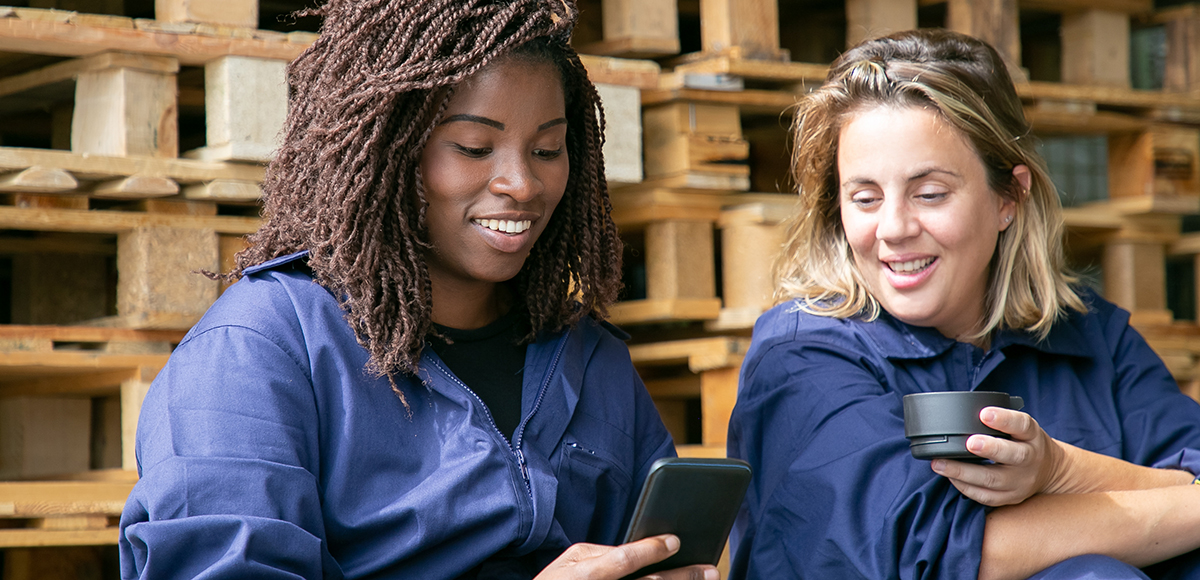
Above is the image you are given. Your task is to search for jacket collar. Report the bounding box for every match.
[860,307,1095,361]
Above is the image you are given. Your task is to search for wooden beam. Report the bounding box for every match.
[699,0,787,60]
[0,481,132,516]
[0,205,260,234]
[117,226,220,329]
[947,0,1022,79]
[72,58,178,158]
[0,147,265,184]
[190,55,287,163]
[0,51,176,99]
[156,0,258,29]
[578,0,679,58]
[0,12,307,66]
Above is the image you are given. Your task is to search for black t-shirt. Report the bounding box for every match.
[428,308,528,441]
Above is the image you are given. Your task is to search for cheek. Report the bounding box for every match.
[839,208,876,257]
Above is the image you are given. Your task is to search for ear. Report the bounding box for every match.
[1011,164,1033,195]
[999,164,1032,231]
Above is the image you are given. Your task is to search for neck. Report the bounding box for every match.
[430,278,512,330]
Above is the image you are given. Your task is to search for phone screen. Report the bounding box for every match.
[621,457,752,578]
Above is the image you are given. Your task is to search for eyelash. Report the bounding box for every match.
[452,145,564,160]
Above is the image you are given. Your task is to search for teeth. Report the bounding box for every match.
[475,219,531,234]
[888,257,934,274]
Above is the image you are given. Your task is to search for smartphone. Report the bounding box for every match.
[620,457,752,578]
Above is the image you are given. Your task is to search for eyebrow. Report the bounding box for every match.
[841,167,961,188]
[440,114,568,132]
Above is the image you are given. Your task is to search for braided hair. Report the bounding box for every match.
[234,0,621,397]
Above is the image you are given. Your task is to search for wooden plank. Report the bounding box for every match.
[608,298,723,324]
[845,0,918,47]
[0,206,261,235]
[0,146,266,183]
[0,481,131,516]
[669,55,829,85]
[579,54,662,89]
[628,336,751,371]
[0,369,142,398]
[0,529,118,548]
[0,14,305,66]
[0,52,176,99]
[1061,9,1131,88]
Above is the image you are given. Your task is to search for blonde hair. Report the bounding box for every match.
[776,29,1084,341]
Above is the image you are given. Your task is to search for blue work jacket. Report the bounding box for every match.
[119,252,674,579]
[728,290,1200,580]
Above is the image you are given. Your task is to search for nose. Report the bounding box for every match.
[876,196,918,242]
[488,152,542,202]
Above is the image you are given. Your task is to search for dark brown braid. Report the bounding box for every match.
[232,0,622,399]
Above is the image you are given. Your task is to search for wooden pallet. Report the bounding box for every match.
[0,326,175,476]
[0,480,133,547]
[629,336,750,450]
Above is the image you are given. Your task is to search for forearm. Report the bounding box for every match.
[1048,441,1195,494]
[978,484,1200,580]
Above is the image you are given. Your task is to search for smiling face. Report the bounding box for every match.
[419,56,569,326]
[837,105,1017,342]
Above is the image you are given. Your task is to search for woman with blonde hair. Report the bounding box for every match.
[728,29,1200,580]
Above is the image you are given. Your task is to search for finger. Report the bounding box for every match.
[931,458,1008,491]
[966,434,1033,467]
[553,542,615,565]
[641,564,720,580]
[601,535,681,576]
[979,407,1039,442]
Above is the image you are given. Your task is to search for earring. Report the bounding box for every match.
[1005,216,1012,223]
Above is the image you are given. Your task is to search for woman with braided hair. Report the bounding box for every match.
[118,1,714,578]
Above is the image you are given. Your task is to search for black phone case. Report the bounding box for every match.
[620,457,752,579]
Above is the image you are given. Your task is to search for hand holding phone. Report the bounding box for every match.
[620,457,752,579]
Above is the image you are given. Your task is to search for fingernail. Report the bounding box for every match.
[664,534,680,552]
[705,568,720,580]
[982,409,996,422]
[931,460,944,473]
